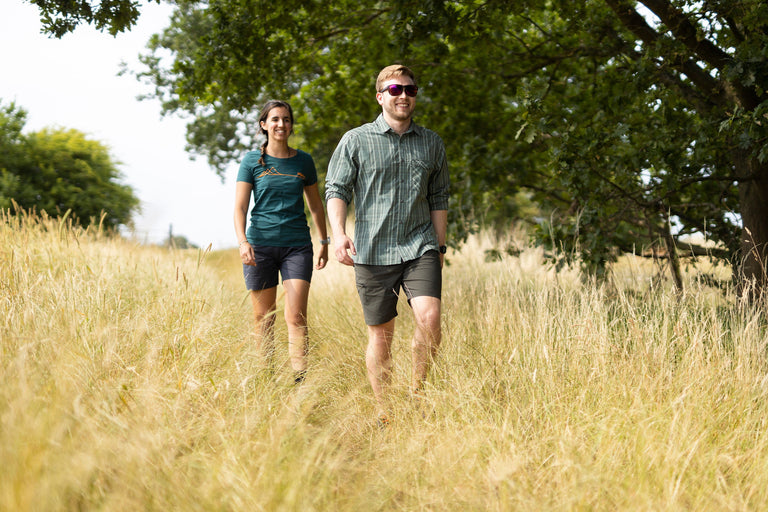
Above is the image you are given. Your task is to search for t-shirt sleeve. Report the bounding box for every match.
[237,152,257,183]
[301,152,318,186]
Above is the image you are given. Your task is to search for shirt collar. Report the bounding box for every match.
[374,113,420,136]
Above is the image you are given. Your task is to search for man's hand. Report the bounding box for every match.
[334,236,357,266]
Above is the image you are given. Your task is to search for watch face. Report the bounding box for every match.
[439,245,447,254]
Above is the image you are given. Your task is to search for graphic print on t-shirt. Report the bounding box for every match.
[256,167,306,180]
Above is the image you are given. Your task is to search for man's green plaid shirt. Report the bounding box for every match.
[326,114,449,265]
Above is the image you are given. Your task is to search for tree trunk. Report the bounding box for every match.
[737,155,768,298]
[663,222,684,295]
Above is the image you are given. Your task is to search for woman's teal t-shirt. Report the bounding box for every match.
[237,149,318,247]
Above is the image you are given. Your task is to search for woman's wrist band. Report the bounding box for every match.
[239,240,249,247]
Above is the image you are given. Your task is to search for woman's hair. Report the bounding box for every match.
[258,100,294,165]
[375,64,416,92]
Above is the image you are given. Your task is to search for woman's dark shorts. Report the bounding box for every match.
[243,243,313,290]
[354,250,442,326]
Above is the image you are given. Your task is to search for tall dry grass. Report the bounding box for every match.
[2,211,768,511]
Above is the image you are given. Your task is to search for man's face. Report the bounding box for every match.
[376,75,417,122]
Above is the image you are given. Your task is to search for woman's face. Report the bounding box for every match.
[260,106,293,141]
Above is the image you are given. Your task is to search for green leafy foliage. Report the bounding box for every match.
[0,101,139,229]
[29,0,160,37]
[133,0,768,283]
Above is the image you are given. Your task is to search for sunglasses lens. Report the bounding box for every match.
[384,84,418,97]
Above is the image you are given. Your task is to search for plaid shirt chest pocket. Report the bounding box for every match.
[407,158,431,196]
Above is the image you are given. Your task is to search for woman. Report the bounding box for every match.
[234,100,328,382]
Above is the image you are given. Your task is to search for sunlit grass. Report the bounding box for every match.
[2,211,768,510]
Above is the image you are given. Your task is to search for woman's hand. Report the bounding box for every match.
[239,241,256,266]
[316,243,328,270]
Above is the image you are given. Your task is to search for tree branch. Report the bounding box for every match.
[308,8,391,44]
[603,0,728,106]
[640,0,731,68]
[639,0,760,109]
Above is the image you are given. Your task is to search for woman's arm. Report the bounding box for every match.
[234,181,256,266]
[304,183,328,270]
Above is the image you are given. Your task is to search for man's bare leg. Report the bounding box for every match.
[410,296,442,394]
[367,319,396,418]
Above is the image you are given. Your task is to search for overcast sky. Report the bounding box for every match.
[1,1,240,249]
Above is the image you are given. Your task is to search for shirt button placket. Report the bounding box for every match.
[395,137,405,261]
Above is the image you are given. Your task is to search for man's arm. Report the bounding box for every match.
[327,197,356,266]
[430,209,448,267]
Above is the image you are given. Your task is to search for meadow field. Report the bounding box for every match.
[3,211,768,511]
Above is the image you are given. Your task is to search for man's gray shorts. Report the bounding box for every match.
[354,250,442,326]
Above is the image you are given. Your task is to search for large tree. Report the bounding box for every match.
[0,102,139,229]
[135,0,768,291]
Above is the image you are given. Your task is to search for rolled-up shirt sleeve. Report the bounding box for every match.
[325,131,358,205]
[428,138,450,211]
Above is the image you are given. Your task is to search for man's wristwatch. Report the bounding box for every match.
[439,245,447,254]
[320,237,331,245]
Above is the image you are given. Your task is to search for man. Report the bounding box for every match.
[325,64,449,426]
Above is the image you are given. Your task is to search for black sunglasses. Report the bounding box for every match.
[379,84,419,97]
